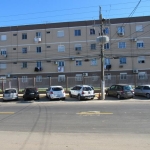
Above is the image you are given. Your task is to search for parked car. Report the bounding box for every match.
[23,87,39,100]
[69,85,95,100]
[105,84,134,99]
[46,86,66,100]
[134,85,150,98]
[3,88,18,101]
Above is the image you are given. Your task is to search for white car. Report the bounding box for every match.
[3,88,18,101]
[46,86,66,100]
[69,85,95,100]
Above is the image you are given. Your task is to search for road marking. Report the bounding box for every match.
[76,111,113,115]
[0,112,15,114]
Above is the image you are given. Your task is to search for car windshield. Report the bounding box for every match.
[52,87,63,91]
[124,86,133,90]
[5,89,16,93]
[83,87,92,91]
[27,88,37,92]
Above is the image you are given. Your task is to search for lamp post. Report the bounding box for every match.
[96,7,109,100]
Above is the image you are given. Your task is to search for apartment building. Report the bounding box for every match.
[0,16,150,82]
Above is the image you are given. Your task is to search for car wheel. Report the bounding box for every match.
[62,97,66,100]
[117,94,121,99]
[78,95,81,101]
[36,96,40,100]
[69,92,72,98]
[49,95,52,100]
[146,93,150,99]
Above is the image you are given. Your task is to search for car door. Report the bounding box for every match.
[108,85,116,96]
[142,86,150,96]
[70,86,77,96]
[138,86,144,96]
[75,86,82,96]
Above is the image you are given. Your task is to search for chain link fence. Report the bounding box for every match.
[0,75,150,92]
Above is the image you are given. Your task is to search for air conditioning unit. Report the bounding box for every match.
[83,73,88,76]
[4,54,7,58]
[34,37,42,43]
[131,38,137,42]
[70,57,75,61]
[118,32,124,36]
[133,69,138,74]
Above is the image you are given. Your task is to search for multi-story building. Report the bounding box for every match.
[0,16,150,82]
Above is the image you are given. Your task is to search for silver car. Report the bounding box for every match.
[46,86,66,100]
[3,88,18,101]
[134,85,150,98]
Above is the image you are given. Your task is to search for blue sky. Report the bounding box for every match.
[0,0,149,27]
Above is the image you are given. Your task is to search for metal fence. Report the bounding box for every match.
[1,75,150,92]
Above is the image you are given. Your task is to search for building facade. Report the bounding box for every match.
[0,16,150,82]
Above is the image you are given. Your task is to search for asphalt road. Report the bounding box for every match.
[0,97,150,150]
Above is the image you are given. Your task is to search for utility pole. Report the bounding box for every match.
[96,6,109,100]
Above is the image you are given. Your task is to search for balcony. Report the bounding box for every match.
[34,67,43,72]
[58,66,64,72]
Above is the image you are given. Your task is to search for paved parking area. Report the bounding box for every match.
[0,93,150,103]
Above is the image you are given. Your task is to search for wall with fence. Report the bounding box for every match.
[0,75,150,92]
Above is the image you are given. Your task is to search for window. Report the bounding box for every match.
[120,57,126,64]
[0,63,6,69]
[143,86,150,90]
[57,30,64,37]
[136,25,143,32]
[22,62,27,68]
[1,49,7,55]
[36,76,42,82]
[22,48,27,53]
[91,44,96,50]
[104,58,110,65]
[22,33,27,39]
[105,73,111,80]
[138,56,145,63]
[58,45,65,52]
[103,27,109,34]
[76,60,82,66]
[58,61,65,66]
[37,47,41,53]
[58,75,65,82]
[75,44,82,51]
[75,74,83,81]
[1,35,7,41]
[117,26,125,34]
[137,41,144,48]
[13,48,16,50]
[120,73,127,80]
[91,58,97,66]
[138,72,147,80]
[74,30,81,36]
[90,29,95,35]
[118,42,126,48]
[37,61,42,67]
[22,76,28,83]
[36,32,41,38]
[104,43,110,49]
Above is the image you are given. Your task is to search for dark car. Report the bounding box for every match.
[23,87,40,100]
[105,84,134,99]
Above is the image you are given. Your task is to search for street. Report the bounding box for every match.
[0,97,150,150]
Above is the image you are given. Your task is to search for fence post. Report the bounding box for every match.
[17,78,20,92]
[134,74,137,87]
[66,77,68,92]
[49,77,51,87]
[33,77,35,87]
[2,79,4,92]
